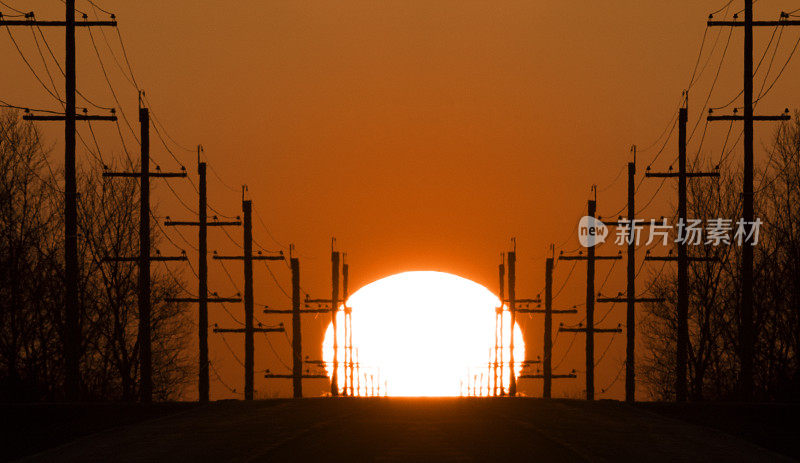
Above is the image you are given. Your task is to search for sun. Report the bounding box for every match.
[322,271,524,397]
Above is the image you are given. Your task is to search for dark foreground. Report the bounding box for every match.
[6,398,797,462]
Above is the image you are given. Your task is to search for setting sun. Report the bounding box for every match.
[322,271,524,397]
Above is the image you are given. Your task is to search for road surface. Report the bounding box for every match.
[20,398,791,462]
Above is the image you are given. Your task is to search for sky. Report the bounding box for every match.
[2,0,800,400]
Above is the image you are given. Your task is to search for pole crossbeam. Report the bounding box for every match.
[104,256,187,262]
[214,327,285,334]
[212,255,284,261]
[517,308,579,314]
[708,20,800,27]
[166,297,242,303]
[23,114,117,121]
[165,220,241,227]
[520,373,577,379]
[597,297,666,303]
[104,172,187,178]
[707,114,790,122]
[263,308,329,314]
[645,172,719,178]
[265,374,328,379]
[0,19,117,27]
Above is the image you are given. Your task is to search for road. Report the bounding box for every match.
[20,398,791,462]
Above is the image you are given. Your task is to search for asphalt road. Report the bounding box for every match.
[20,398,792,462]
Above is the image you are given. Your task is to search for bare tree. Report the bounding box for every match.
[641,112,800,402]
[0,109,192,402]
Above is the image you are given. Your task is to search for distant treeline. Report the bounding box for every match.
[642,113,800,401]
[0,110,192,402]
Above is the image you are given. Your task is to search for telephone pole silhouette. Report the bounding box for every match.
[496,257,506,396]
[559,198,622,400]
[1,4,118,400]
[510,246,578,397]
[103,105,187,403]
[645,106,718,402]
[501,244,546,396]
[294,243,346,397]
[212,194,285,400]
[331,249,340,397]
[164,152,242,403]
[706,4,797,400]
[596,149,665,403]
[262,247,332,397]
[506,247,519,396]
[342,256,355,396]
[305,245,343,396]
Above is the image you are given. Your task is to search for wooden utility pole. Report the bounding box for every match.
[595,150,665,402]
[263,249,332,396]
[291,256,302,398]
[544,256,554,397]
[3,6,118,400]
[343,258,354,396]
[646,107,718,401]
[298,248,346,397]
[507,250,517,396]
[164,154,241,402]
[213,196,285,400]
[331,250,341,397]
[104,106,187,402]
[707,5,796,400]
[510,246,577,396]
[496,257,505,396]
[625,160,637,401]
[559,199,622,400]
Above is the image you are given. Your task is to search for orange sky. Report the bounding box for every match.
[3,1,799,400]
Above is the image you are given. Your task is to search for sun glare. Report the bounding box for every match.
[322,271,524,397]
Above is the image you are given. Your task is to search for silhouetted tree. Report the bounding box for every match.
[0,110,192,401]
[641,113,800,402]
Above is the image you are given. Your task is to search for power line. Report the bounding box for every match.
[209,360,237,394]
[4,25,65,103]
[263,260,292,301]
[754,31,800,104]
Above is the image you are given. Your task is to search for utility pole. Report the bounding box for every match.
[164,152,241,402]
[544,255,554,397]
[291,255,302,398]
[510,245,577,397]
[507,248,517,396]
[263,248,334,396]
[288,245,346,397]
[343,257,354,396]
[2,7,118,400]
[594,149,666,403]
[213,195,285,400]
[706,5,796,400]
[104,105,186,403]
[331,249,341,397]
[559,198,622,400]
[496,256,505,396]
[646,106,718,401]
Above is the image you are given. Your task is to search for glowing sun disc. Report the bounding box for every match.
[322,271,524,397]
